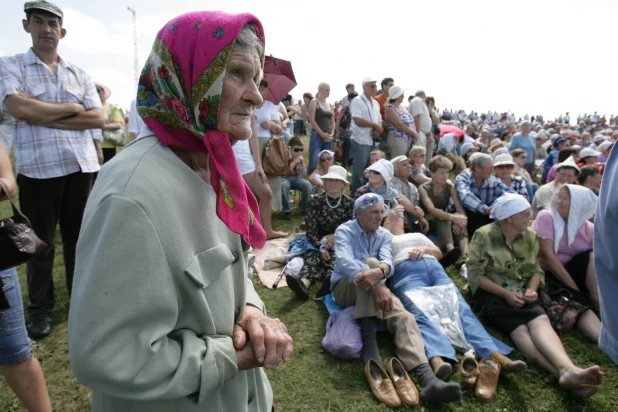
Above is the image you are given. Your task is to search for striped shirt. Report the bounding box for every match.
[0,48,102,178]
[455,171,514,214]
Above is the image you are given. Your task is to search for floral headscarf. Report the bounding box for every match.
[137,11,266,248]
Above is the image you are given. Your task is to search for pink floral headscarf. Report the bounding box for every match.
[136,11,266,249]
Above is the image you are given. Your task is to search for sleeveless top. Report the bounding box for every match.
[385,104,415,143]
[419,181,454,220]
[314,100,333,134]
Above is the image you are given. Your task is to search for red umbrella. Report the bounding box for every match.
[438,124,464,137]
[263,55,297,104]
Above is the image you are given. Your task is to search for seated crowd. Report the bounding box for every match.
[266,80,614,406]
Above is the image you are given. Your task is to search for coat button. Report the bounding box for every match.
[248,394,253,404]
[232,252,239,263]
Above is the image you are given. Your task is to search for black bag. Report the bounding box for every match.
[339,106,352,131]
[0,181,48,272]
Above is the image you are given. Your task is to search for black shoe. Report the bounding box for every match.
[439,247,461,269]
[284,212,291,220]
[27,314,52,339]
[286,274,309,300]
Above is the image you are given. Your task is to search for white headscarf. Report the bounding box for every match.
[550,184,598,254]
[490,193,531,220]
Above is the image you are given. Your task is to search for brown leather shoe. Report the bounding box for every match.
[387,358,419,407]
[364,360,401,407]
[475,358,501,401]
[430,356,452,381]
[460,355,479,390]
[491,352,527,375]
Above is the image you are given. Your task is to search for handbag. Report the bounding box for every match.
[0,181,48,272]
[262,136,290,176]
[102,104,126,146]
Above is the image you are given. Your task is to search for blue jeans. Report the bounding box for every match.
[350,140,373,195]
[0,268,33,366]
[308,131,333,175]
[281,176,313,213]
[388,258,511,362]
[526,182,539,202]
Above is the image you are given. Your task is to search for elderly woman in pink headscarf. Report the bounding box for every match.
[68,12,292,412]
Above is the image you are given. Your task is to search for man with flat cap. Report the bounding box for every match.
[0,1,104,338]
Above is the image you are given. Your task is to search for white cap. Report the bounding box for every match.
[596,141,614,153]
[494,153,516,167]
[362,77,377,87]
[593,134,607,143]
[557,156,581,173]
[579,147,601,159]
[366,159,394,183]
[390,155,409,165]
[389,85,407,100]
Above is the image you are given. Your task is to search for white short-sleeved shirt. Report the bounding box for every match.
[0,49,102,178]
[409,97,432,134]
[350,94,382,146]
[391,233,437,267]
[254,101,279,138]
[232,139,256,176]
[128,99,145,136]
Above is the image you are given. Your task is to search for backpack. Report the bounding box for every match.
[339,105,352,130]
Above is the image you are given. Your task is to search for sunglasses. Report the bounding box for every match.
[517,155,528,160]
[370,85,377,89]
[320,157,333,161]
[293,148,304,153]
[495,164,514,169]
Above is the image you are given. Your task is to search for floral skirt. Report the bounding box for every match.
[298,250,335,282]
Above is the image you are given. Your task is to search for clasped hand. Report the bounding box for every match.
[233,305,293,371]
[354,268,383,292]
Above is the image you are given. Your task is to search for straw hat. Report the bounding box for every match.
[321,165,349,184]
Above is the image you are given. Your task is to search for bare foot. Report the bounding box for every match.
[267,230,288,240]
[572,386,601,399]
[558,365,604,392]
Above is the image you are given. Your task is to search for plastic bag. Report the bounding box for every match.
[321,307,362,360]
[405,284,473,353]
[284,257,303,276]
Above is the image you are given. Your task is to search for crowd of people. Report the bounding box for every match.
[0,1,617,411]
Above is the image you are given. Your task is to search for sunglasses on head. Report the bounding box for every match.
[320,157,333,161]
[496,164,514,169]
[293,148,304,153]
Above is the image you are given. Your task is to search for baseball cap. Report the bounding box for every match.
[362,77,377,87]
[24,0,63,19]
[553,136,566,148]
[390,155,409,165]
[579,147,601,159]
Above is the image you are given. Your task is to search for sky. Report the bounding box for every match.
[1,0,616,121]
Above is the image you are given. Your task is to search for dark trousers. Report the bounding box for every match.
[466,209,493,239]
[17,172,93,317]
[340,138,352,169]
[93,148,116,184]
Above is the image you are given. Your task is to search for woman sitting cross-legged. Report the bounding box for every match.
[467,193,604,399]
[286,166,354,300]
[419,155,469,267]
[531,184,601,340]
[383,207,526,401]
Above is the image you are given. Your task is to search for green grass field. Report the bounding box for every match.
[1,137,617,411]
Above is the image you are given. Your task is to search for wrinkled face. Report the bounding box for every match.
[218,47,263,143]
[319,152,334,169]
[494,163,515,179]
[367,169,385,186]
[363,82,377,97]
[508,208,533,233]
[555,189,571,219]
[324,178,345,194]
[395,161,412,178]
[23,11,66,52]
[433,167,450,184]
[475,160,494,180]
[357,202,385,232]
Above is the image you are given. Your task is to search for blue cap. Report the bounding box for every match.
[553,136,566,148]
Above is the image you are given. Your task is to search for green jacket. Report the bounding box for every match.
[69,135,272,411]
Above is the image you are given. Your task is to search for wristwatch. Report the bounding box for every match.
[379,265,386,279]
